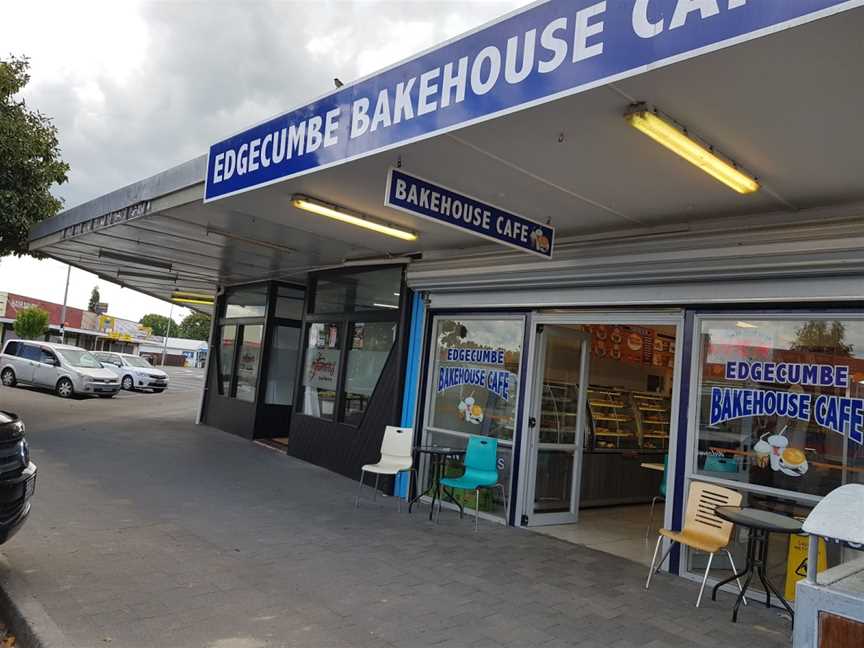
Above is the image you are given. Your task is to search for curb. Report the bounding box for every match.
[0,556,67,648]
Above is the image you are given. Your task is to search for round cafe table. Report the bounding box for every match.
[711,506,803,624]
[408,446,466,521]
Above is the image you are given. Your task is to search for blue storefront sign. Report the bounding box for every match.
[385,168,554,258]
[204,0,861,202]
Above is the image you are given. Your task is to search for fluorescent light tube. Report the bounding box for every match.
[292,195,417,241]
[372,302,399,309]
[172,291,214,301]
[172,297,214,306]
[625,107,759,195]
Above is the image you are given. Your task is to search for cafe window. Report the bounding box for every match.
[693,317,864,498]
[301,322,343,420]
[219,325,237,395]
[688,315,864,601]
[235,324,263,402]
[343,322,397,425]
[422,317,524,519]
[265,326,301,406]
[224,285,267,319]
[300,266,402,424]
[312,267,402,314]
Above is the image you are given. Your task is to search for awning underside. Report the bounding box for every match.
[29,8,864,307]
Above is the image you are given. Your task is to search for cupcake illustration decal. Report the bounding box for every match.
[529,228,551,254]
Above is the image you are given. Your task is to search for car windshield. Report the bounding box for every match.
[124,356,152,368]
[57,349,102,369]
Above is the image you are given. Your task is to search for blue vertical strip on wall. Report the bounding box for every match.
[394,293,426,498]
[670,311,695,575]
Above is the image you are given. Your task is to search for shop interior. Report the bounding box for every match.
[531,323,677,566]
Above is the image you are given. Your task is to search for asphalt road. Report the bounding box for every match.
[0,367,791,648]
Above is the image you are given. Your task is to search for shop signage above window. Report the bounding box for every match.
[203,0,857,202]
[385,169,554,258]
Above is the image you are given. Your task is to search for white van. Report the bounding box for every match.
[92,352,169,392]
[0,341,121,398]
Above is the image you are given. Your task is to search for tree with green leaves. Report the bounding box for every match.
[179,312,211,341]
[13,306,48,340]
[791,320,854,356]
[140,313,177,338]
[1,56,69,257]
[88,286,100,312]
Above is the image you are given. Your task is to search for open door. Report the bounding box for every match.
[524,325,591,526]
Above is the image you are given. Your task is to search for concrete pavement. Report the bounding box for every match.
[0,372,791,647]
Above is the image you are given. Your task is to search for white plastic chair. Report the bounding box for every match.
[355,426,414,511]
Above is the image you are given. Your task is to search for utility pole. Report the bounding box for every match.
[59,265,71,343]
[160,303,173,367]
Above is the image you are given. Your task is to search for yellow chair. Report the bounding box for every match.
[645,481,747,607]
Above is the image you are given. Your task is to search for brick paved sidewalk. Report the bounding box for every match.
[0,386,792,647]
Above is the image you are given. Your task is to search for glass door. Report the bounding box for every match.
[526,325,591,526]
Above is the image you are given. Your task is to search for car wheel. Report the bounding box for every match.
[0,368,15,387]
[56,377,74,398]
[121,375,134,391]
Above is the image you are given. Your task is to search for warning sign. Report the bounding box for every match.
[785,532,827,601]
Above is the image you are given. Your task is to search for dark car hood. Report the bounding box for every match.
[0,412,24,443]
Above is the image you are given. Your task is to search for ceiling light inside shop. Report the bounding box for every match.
[373,302,399,309]
[292,195,418,241]
[736,321,759,329]
[624,106,759,195]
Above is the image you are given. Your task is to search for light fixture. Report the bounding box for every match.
[100,249,173,269]
[373,302,399,309]
[172,291,214,301]
[292,195,417,241]
[735,321,759,329]
[393,292,401,297]
[624,105,759,195]
[172,297,215,306]
[206,225,295,254]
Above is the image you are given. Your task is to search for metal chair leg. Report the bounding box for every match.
[696,552,715,608]
[646,535,663,589]
[373,473,379,503]
[646,496,663,540]
[497,484,508,524]
[475,489,480,532]
[355,469,366,508]
[397,471,404,513]
[725,549,748,606]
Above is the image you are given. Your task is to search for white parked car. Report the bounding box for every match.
[0,341,121,398]
[92,352,169,393]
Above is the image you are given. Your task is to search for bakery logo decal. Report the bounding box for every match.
[437,348,512,425]
[710,361,864,477]
[308,352,338,383]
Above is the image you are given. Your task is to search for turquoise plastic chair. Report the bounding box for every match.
[645,454,668,540]
[704,454,738,473]
[439,436,507,531]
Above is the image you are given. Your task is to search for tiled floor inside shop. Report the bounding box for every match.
[536,504,665,567]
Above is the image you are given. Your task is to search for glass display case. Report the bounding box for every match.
[632,391,671,451]
[587,387,638,450]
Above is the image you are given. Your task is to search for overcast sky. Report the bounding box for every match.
[0,0,526,322]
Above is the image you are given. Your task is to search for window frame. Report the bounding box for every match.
[298,265,405,426]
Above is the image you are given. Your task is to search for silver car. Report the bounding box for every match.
[93,352,169,393]
[0,341,121,398]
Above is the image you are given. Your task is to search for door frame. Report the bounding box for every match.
[516,310,686,533]
[523,324,591,526]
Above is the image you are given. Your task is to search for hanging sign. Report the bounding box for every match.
[385,168,554,258]
[204,0,860,202]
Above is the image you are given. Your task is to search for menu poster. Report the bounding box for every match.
[587,326,674,369]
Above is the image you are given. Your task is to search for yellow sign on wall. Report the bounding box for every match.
[785,532,827,601]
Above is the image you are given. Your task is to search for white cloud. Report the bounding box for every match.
[1,0,528,319]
